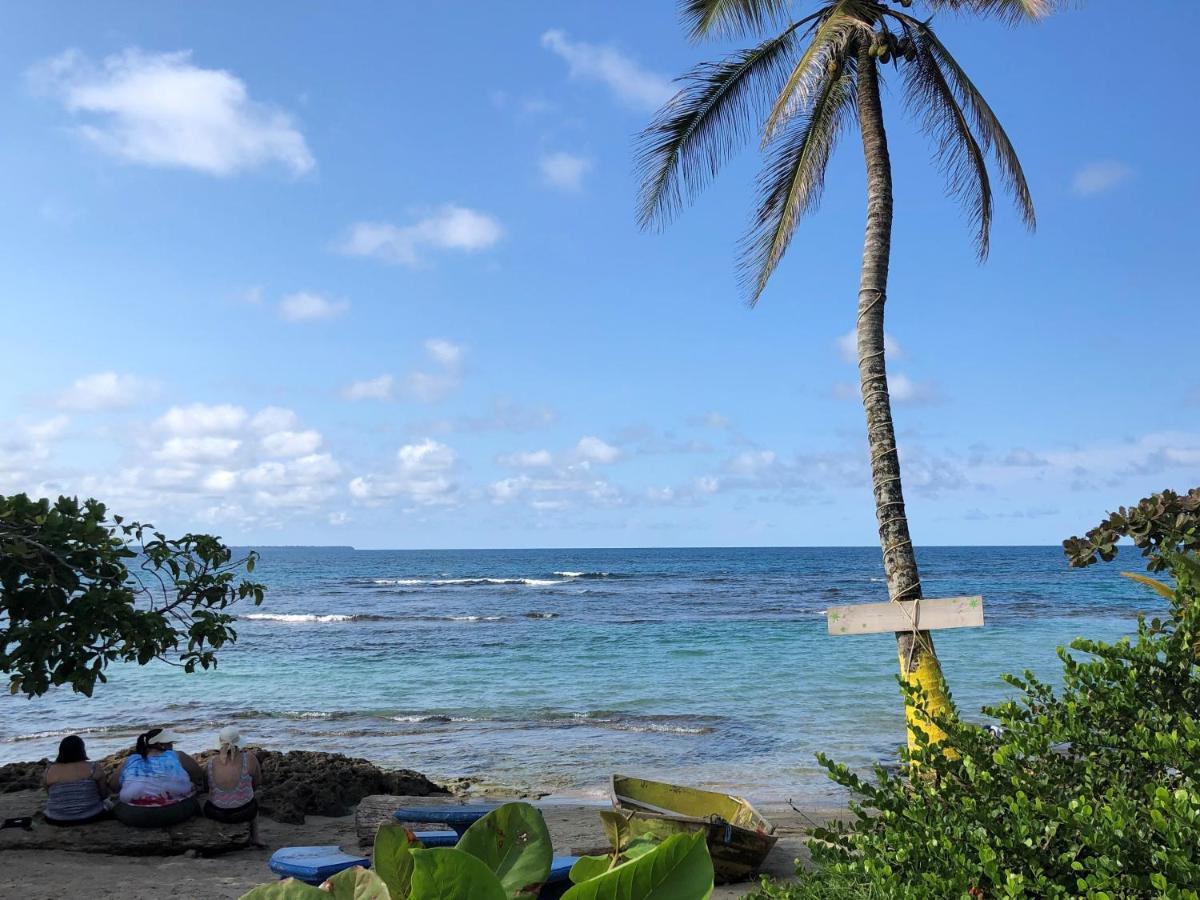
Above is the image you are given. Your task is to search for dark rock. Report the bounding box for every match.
[0,761,47,793]
[250,750,448,824]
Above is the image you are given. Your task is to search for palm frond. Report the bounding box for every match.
[921,0,1059,23]
[636,24,805,231]
[740,52,859,304]
[903,25,993,259]
[921,25,1035,230]
[681,0,796,41]
[763,3,871,142]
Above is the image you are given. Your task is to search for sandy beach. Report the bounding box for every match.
[1,784,843,899]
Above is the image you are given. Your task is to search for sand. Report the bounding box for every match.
[2,788,844,899]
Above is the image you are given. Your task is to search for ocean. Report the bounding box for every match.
[0,546,1159,802]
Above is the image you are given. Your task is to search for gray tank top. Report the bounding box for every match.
[45,762,105,821]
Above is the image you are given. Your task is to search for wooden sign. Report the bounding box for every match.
[826,596,984,636]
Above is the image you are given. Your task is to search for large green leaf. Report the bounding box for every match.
[240,880,329,900]
[321,867,392,900]
[409,847,508,900]
[374,823,420,898]
[456,802,552,898]
[560,832,713,900]
[571,836,663,883]
[569,854,612,884]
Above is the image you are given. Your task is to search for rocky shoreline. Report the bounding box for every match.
[0,748,447,824]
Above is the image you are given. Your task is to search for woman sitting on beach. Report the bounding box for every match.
[43,735,110,826]
[203,726,262,842]
[110,727,203,827]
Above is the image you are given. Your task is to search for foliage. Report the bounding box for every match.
[1063,487,1200,573]
[562,832,713,900]
[807,527,1200,896]
[457,801,553,898]
[740,868,882,899]
[637,0,1049,303]
[240,803,714,900]
[0,493,264,697]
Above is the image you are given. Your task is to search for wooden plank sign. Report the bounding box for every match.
[826,595,984,636]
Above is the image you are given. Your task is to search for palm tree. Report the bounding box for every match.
[638,0,1051,747]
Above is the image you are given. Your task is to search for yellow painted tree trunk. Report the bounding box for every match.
[854,41,952,750]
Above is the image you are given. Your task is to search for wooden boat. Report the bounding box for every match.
[609,774,778,883]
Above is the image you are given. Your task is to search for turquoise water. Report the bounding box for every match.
[0,546,1158,801]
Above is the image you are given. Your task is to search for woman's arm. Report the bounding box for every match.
[177,751,205,787]
[92,763,110,798]
[247,751,261,790]
[108,759,126,793]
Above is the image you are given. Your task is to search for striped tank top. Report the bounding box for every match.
[45,763,105,821]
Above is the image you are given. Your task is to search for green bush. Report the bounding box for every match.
[741,868,882,899]
[807,494,1200,898]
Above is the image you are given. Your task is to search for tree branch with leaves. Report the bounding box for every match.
[1,493,265,697]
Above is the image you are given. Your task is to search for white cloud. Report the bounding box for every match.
[575,436,621,464]
[540,30,673,111]
[58,371,153,411]
[250,406,299,433]
[279,292,349,322]
[30,49,314,176]
[156,435,242,463]
[887,373,940,406]
[498,449,554,468]
[424,338,464,368]
[349,439,459,507]
[342,340,465,405]
[404,339,465,403]
[338,206,503,267]
[540,151,592,191]
[157,403,247,435]
[343,374,395,401]
[1072,161,1132,197]
[836,329,904,363]
[260,429,322,458]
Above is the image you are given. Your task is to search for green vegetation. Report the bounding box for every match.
[241,802,715,899]
[750,489,1200,898]
[638,0,1058,746]
[0,492,264,697]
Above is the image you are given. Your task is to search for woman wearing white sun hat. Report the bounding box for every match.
[203,725,262,844]
[109,727,203,827]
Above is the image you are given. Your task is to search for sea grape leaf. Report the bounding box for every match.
[457,801,553,898]
[560,832,713,900]
[571,837,663,884]
[621,836,661,861]
[409,847,508,900]
[239,880,329,900]
[570,854,612,883]
[600,809,635,851]
[321,867,392,900]
[374,823,421,898]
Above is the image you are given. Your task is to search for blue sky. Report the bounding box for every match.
[0,1,1195,549]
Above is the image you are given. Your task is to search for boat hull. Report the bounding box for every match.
[610,775,778,884]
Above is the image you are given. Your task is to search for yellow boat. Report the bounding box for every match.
[609,774,778,883]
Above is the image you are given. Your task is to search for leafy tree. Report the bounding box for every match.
[637,0,1056,745]
[1,493,264,697]
[801,506,1200,897]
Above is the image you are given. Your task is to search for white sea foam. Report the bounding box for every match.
[244,613,354,623]
[448,615,505,622]
[374,577,561,587]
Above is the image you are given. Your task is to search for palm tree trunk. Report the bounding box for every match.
[854,42,951,750]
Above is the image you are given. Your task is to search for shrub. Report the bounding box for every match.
[807,493,1200,898]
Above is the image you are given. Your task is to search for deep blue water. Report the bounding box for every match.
[0,546,1159,801]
